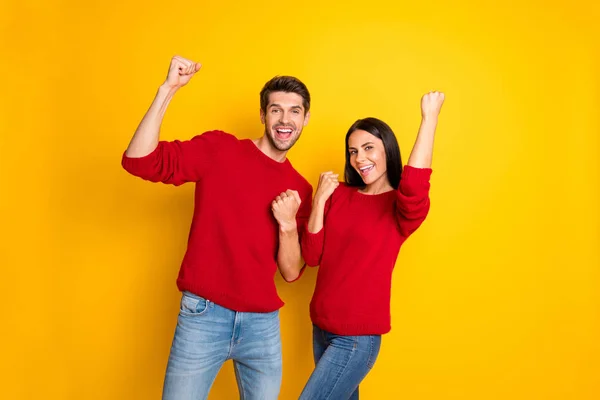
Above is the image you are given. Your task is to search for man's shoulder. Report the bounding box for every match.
[285,164,312,194]
[192,130,240,145]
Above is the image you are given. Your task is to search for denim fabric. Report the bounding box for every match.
[162,291,282,400]
[299,324,381,400]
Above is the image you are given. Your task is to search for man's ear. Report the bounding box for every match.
[303,111,311,126]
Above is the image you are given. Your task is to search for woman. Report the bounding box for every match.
[298,92,445,399]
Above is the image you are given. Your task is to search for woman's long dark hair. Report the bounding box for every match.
[344,117,403,189]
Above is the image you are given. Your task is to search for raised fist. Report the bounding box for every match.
[314,172,339,205]
[421,91,445,120]
[272,190,302,230]
[164,55,202,89]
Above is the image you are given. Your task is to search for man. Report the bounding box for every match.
[122,55,312,399]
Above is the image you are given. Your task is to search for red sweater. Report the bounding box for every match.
[301,166,431,335]
[122,130,312,312]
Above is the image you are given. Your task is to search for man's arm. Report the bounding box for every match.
[272,190,305,282]
[125,56,201,158]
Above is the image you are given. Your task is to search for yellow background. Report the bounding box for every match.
[1,0,599,399]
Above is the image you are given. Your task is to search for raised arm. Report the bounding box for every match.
[406,91,445,168]
[122,57,234,186]
[125,56,201,158]
[302,172,339,266]
[396,91,445,237]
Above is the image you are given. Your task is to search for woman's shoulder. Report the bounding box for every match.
[329,182,354,204]
[334,182,353,195]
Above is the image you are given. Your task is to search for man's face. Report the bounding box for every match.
[260,91,310,151]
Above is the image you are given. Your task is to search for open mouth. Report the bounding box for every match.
[274,126,293,140]
[358,165,374,176]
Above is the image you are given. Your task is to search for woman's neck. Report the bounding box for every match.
[359,176,393,195]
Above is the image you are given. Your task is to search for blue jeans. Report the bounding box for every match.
[299,325,381,400]
[162,291,282,400]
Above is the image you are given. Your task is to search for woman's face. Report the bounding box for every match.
[347,129,388,187]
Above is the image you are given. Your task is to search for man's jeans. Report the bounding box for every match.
[162,291,282,400]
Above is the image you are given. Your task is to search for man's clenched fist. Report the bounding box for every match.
[164,55,202,89]
[272,190,302,231]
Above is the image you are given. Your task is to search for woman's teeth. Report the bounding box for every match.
[359,165,374,175]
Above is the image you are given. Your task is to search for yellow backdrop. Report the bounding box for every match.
[1,0,599,399]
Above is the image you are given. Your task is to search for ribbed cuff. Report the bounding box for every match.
[301,227,324,267]
[121,144,162,175]
[402,165,432,182]
[399,166,432,196]
[303,227,324,246]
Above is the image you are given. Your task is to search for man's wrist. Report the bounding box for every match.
[278,221,298,234]
[159,82,180,96]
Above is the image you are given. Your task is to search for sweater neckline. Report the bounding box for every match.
[355,188,395,197]
[352,188,396,204]
[341,184,396,203]
[242,139,291,168]
[352,186,396,198]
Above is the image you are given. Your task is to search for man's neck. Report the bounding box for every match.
[253,137,288,163]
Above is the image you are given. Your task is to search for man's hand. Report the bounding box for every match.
[272,190,302,232]
[164,55,202,90]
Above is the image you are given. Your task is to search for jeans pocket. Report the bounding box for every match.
[180,291,210,316]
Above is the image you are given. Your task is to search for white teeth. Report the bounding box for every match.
[359,165,374,171]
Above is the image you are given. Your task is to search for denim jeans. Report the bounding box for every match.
[162,291,282,400]
[299,325,381,400]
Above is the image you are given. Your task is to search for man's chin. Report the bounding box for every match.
[270,135,297,151]
[264,129,301,151]
[273,141,294,151]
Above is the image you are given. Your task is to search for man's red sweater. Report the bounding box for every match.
[301,166,431,335]
[122,130,312,312]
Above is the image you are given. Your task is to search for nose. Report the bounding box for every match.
[356,149,366,162]
[280,111,290,124]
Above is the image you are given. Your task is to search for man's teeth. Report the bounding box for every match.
[276,128,292,133]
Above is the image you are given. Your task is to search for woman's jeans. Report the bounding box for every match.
[299,324,381,400]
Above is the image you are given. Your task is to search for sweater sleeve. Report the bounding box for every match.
[301,195,332,267]
[121,130,236,186]
[296,185,313,242]
[395,166,432,237]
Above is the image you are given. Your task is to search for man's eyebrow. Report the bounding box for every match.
[268,103,304,110]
